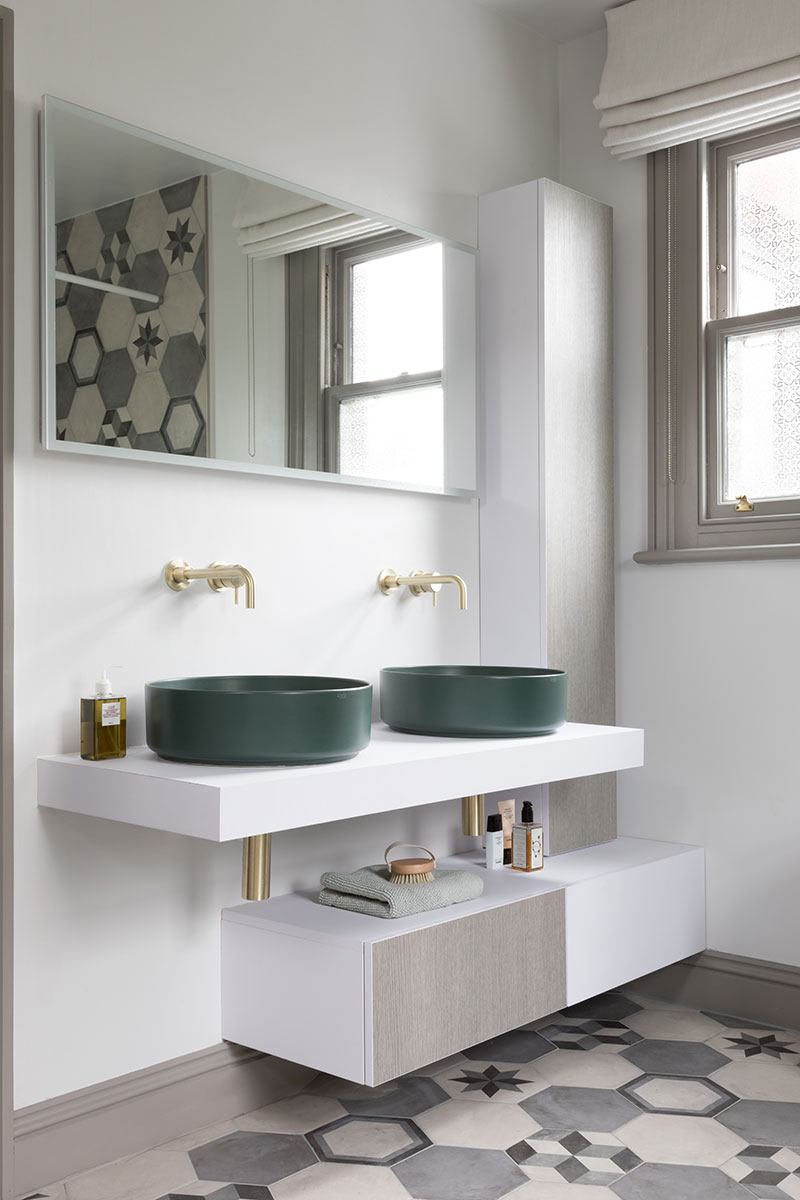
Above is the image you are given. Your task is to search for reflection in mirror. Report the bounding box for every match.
[42,97,477,494]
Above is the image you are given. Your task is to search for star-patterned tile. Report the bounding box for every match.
[432,1059,548,1103]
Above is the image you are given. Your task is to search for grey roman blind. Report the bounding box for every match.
[595,0,800,158]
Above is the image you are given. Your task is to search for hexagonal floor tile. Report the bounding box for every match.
[721,1144,800,1197]
[235,1094,346,1135]
[611,1162,753,1200]
[161,177,204,215]
[711,1060,800,1103]
[342,1075,449,1119]
[392,1144,528,1200]
[621,1038,731,1077]
[537,1019,643,1053]
[560,992,643,1022]
[507,1183,618,1199]
[271,1162,409,1199]
[707,1030,800,1063]
[620,1072,738,1116]
[63,1149,195,1200]
[96,292,136,352]
[521,1085,640,1133]
[717,1101,800,1148]
[56,304,76,364]
[536,1048,641,1089]
[615,1112,746,1167]
[188,1131,316,1187]
[432,1059,548,1104]
[506,1128,641,1187]
[66,276,105,332]
[624,1008,726,1042]
[414,1097,538,1149]
[126,249,169,315]
[56,362,76,420]
[463,1027,555,1064]
[306,1114,429,1165]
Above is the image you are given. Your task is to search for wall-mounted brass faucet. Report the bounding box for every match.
[164,560,256,609]
[378,568,468,610]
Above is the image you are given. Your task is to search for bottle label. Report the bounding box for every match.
[531,826,544,869]
[512,825,529,869]
[101,701,121,727]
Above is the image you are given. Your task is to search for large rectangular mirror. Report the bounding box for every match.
[41,96,477,495]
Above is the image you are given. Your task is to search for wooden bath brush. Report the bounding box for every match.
[385,842,436,884]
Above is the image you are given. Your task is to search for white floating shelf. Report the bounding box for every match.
[37,720,643,842]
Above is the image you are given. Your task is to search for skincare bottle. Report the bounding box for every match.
[496,798,515,865]
[511,800,544,872]
[80,668,126,761]
[485,814,504,870]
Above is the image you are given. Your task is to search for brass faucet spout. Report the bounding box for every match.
[165,560,256,609]
[378,568,468,610]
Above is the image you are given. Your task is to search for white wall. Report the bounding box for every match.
[559,31,800,973]
[13,0,559,1107]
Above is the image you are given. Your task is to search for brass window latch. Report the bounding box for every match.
[734,494,755,512]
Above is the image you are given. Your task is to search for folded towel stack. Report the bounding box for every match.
[318,863,484,919]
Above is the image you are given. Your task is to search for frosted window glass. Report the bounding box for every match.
[724,325,800,500]
[351,244,442,382]
[338,386,444,487]
[735,147,800,315]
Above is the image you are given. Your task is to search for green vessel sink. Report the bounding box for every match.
[145,675,372,766]
[380,665,567,738]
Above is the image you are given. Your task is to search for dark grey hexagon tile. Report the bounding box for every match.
[56,362,76,420]
[463,1028,555,1064]
[621,1038,731,1077]
[188,1130,316,1186]
[134,430,169,453]
[161,177,202,214]
[126,249,169,314]
[66,279,104,332]
[161,333,205,397]
[393,1144,527,1200]
[702,1011,788,1032]
[610,1162,753,1199]
[716,1100,800,1147]
[56,217,73,254]
[96,198,134,236]
[561,991,644,1021]
[161,395,205,454]
[96,347,136,409]
[306,1114,430,1166]
[520,1084,640,1132]
[344,1075,449,1119]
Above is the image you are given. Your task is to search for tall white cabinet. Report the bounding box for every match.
[479,178,616,855]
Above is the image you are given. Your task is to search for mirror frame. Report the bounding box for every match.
[40,95,478,497]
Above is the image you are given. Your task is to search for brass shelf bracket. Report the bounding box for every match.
[242,833,271,900]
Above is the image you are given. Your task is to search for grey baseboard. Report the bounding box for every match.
[628,949,800,1032]
[13,1042,316,1196]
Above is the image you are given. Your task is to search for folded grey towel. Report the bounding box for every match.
[318,863,484,919]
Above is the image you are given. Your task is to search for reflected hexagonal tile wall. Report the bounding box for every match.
[68,328,103,386]
[161,395,205,455]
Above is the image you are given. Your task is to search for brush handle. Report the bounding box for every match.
[384,842,436,870]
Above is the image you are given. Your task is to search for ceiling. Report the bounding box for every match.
[477,0,615,43]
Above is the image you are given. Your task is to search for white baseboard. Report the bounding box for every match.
[13,1042,316,1196]
[629,949,800,1032]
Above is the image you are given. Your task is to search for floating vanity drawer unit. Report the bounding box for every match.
[221,838,705,1085]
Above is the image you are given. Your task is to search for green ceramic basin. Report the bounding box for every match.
[145,675,372,766]
[380,665,567,738]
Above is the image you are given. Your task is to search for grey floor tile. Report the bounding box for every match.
[561,992,643,1022]
[392,1144,527,1200]
[621,1038,731,1076]
[520,1085,640,1132]
[716,1100,800,1146]
[610,1162,753,1199]
[463,1028,555,1064]
[343,1076,449,1119]
[188,1131,316,1187]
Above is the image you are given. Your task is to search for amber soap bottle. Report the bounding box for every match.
[80,669,126,761]
[511,799,544,872]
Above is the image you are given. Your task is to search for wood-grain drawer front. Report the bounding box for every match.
[369,891,565,1084]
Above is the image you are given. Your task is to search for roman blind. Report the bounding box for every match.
[594,0,800,158]
[234,178,387,260]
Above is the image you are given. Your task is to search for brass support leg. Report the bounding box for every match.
[242,833,271,900]
[461,794,485,837]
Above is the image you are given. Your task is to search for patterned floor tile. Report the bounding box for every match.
[624,1007,726,1042]
[271,1161,410,1199]
[414,1096,539,1149]
[536,1048,642,1089]
[342,1075,449,1119]
[306,1114,429,1165]
[619,1072,738,1116]
[717,1102,800,1147]
[64,1150,196,1200]
[392,1144,528,1199]
[537,1019,643,1053]
[188,1131,316,1187]
[304,1073,396,1101]
[611,1162,754,1199]
[615,1113,747,1166]
[711,1061,800,1102]
[507,1128,641,1187]
[707,1031,800,1064]
[510,1183,618,1198]
[432,1058,549,1103]
[463,1027,556,1064]
[521,1086,640,1133]
[234,1094,346,1134]
[621,1038,731,1076]
[560,993,643,1022]
[721,1145,800,1198]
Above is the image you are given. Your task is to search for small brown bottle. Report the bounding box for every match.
[511,800,544,872]
[80,669,126,761]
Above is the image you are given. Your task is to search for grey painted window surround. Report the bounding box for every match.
[636,118,800,564]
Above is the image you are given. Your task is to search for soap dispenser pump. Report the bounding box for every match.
[80,667,126,761]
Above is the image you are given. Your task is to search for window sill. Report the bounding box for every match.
[634,544,800,564]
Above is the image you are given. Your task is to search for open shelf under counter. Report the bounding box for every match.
[37,720,643,841]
